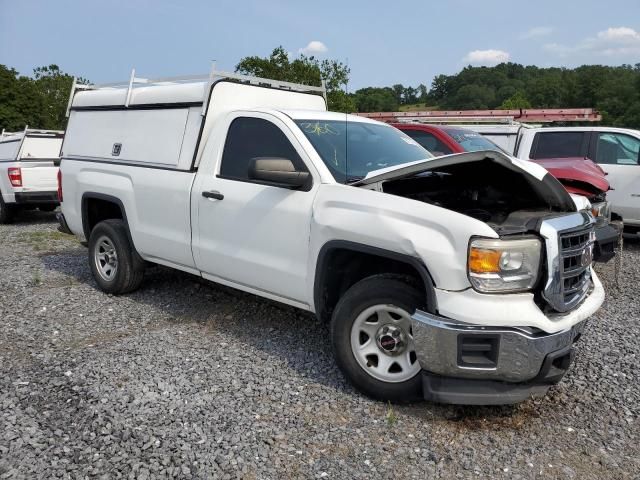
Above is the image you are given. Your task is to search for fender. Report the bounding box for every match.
[81,192,137,250]
[314,240,438,320]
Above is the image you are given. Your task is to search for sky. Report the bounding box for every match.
[1,0,640,90]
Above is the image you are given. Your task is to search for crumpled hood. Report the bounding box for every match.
[353,150,549,186]
[531,157,610,194]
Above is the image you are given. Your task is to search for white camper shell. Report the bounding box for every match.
[63,70,327,171]
[0,128,63,223]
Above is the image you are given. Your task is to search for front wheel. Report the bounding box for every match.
[88,219,145,294]
[331,275,424,402]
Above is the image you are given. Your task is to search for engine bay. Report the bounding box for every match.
[380,158,574,232]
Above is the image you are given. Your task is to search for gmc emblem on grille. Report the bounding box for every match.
[112,143,122,156]
[580,246,593,267]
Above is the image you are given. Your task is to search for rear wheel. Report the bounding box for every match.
[331,275,424,402]
[88,219,145,294]
[0,195,15,224]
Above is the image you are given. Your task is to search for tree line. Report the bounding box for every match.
[2,47,640,132]
[0,65,88,132]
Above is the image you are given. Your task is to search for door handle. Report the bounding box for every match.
[202,190,224,200]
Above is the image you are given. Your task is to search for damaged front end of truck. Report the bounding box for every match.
[349,150,605,404]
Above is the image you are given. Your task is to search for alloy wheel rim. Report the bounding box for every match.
[94,235,118,281]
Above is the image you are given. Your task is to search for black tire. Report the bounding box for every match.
[88,219,145,294]
[0,195,15,224]
[39,204,57,212]
[331,274,424,402]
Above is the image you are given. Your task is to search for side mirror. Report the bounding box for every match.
[248,157,310,189]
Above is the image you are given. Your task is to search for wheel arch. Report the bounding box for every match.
[81,192,136,249]
[313,240,437,322]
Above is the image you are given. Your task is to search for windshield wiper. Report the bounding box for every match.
[346,176,365,184]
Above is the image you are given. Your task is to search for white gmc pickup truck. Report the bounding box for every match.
[58,71,604,405]
[0,129,63,223]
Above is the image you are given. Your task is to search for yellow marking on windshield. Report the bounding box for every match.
[301,122,340,136]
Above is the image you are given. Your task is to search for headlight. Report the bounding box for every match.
[589,201,611,224]
[468,237,542,293]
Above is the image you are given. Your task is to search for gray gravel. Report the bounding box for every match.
[1,211,638,479]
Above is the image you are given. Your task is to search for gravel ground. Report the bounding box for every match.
[0,211,638,479]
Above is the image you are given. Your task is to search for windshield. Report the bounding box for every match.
[295,120,432,182]
[445,128,506,154]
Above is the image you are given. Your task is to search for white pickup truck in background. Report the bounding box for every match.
[0,128,63,223]
[57,70,604,405]
[475,124,640,232]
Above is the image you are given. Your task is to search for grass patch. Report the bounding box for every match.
[386,402,398,426]
[31,270,42,286]
[19,230,73,251]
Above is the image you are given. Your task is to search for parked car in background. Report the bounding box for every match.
[392,124,506,156]
[470,125,640,233]
[0,128,63,223]
[57,69,604,405]
[396,124,618,261]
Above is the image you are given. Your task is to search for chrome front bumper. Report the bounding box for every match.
[411,311,586,383]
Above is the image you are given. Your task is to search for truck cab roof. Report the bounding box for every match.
[278,109,383,124]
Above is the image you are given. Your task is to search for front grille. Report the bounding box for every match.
[558,229,592,307]
[540,213,595,314]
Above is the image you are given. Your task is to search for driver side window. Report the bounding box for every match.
[595,132,640,166]
[220,117,308,180]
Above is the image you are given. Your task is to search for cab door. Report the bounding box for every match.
[590,131,640,225]
[191,113,319,306]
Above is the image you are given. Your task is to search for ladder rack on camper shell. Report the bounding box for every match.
[66,66,327,117]
[1,126,65,141]
[354,108,602,124]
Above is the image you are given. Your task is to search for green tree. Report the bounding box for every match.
[235,46,355,112]
[451,84,496,109]
[495,85,517,105]
[32,65,87,130]
[416,84,428,104]
[616,102,640,128]
[353,87,398,112]
[395,62,640,127]
[0,65,42,131]
[403,86,418,104]
[0,64,88,132]
[391,84,405,105]
[500,91,532,109]
[428,74,451,104]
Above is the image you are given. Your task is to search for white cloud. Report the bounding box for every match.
[298,41,328,55]
[597,27,640,42]
[520,26,554,40]
[544,26,640,59]
[462,49,510,66]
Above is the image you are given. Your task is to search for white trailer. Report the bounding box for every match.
[0,128,63,223]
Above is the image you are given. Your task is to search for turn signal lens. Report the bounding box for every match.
[589,201,611,223]
[469,248,501,273]
[468,237,542,293]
